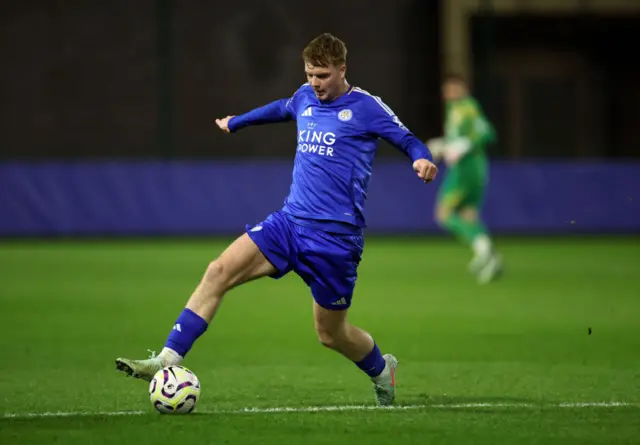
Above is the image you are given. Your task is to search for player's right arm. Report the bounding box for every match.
[215,84,307,134]
[215,99,292,134]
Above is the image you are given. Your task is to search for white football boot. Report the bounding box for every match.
[468,253,491,274]
[477,253,503,284]
[372,354,398,406]
[116,350,164,382]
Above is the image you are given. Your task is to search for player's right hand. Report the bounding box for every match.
[214,115,235,133]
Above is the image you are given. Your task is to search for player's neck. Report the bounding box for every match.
[325,81,350,103]
[338,80,350,96]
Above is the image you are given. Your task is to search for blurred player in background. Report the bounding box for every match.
[116,33,438,406]
[427,74,502,284]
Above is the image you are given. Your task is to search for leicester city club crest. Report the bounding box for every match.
[338,109,353,122]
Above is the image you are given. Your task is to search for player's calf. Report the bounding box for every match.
[314,302,374,359]
[116,233,277,379]
[313,302,396,405]
[316,322,374,360]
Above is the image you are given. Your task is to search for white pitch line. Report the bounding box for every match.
[225,401,638,414]
[2,401,638,419]
[2,410,146,419]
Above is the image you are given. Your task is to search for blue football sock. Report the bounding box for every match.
[354,343,386,378]
[164,308,208,358]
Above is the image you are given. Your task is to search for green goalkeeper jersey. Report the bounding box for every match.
[444,96,495,161]
[437,96,495,208]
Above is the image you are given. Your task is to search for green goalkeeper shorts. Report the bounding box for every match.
[437,155,488,210]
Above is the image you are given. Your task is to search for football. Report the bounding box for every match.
[149,366,201,414]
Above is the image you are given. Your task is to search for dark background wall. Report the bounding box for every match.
[1,1,638,236]
[471,13,640,158]
[3,2,639,160]
[0,0,441,159]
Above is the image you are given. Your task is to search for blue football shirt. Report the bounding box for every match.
[228,83,431,232]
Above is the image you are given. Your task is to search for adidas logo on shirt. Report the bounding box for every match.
[301,107,313,117]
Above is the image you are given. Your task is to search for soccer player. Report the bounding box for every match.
[115,33,437,406]
[426,74,501,284]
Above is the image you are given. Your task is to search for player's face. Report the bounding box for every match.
[305,63,346,101]
[443,80,466,101]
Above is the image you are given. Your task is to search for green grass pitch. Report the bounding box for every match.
[1,237,639,444]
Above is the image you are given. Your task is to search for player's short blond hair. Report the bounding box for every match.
[302,33,347,68]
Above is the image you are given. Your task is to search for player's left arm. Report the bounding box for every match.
[367,99,438,183]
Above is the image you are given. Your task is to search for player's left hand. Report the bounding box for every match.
[413,159,438,183]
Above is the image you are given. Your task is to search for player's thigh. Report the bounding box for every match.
[244,211,296,280]
[211,233,278,290]
[436,169,463,211]
[436,188,466,221]
[456,158,487,209]
[297,231,363,310]
[456,179,485,213]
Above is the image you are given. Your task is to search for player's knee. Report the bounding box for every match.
[316,326,342,350]
[317,330,337,350]
[459,207,478,223]
[436,206,451,225]
[202,260,229,289]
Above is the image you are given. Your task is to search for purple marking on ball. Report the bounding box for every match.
[162,383,176,398]
[176,381,193,391]
[177,395,197,413]
[154,400,173,412]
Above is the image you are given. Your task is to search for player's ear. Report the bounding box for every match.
[339,64,346,79]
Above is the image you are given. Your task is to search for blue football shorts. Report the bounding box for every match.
[245,211,364,310]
